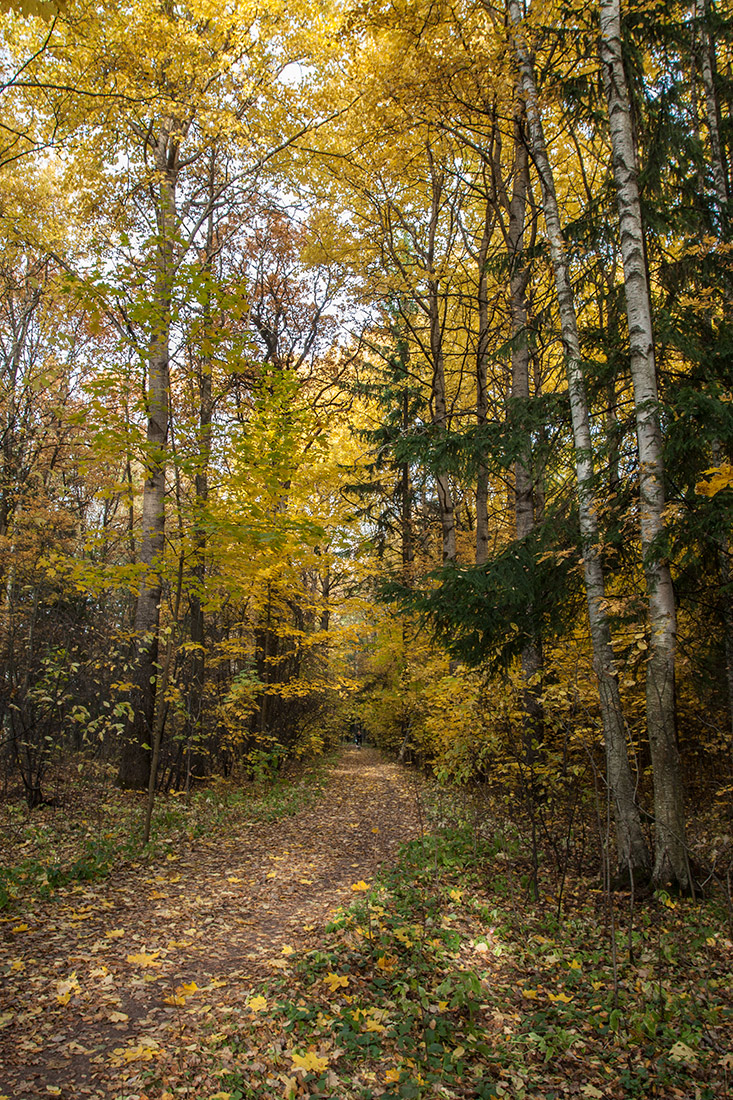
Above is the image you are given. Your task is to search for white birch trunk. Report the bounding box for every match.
[600,0,689,889]
[508,0,651,879]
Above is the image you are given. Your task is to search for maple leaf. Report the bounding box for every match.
[105,928,125,938]
[249,995,267,1013]
[291,1050,328,1073]
[126,950,161,967]
[281,945,294,955]
[323,972,349,991]
[350,880,369,892]
[385,1068,401,1083]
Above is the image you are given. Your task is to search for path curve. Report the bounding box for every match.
[0,748,422,1099]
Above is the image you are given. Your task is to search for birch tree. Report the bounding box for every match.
[599,0,689,888]
[507,0,650,879]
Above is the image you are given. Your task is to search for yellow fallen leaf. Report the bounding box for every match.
[105,929,125,938]
[280,1076,298,1099]
[267,871,277,879]
[385,1068,401,1083]
[299,878,313,884]
[281,945,294,955]
[548,991,573,1003]
[109,1011,128,1023]
[249,994,267,1013]
[164,994,186,1006]
[449,888,462,902]
[376,955,397,972]
[11,924,28,934]
[371,827,379,833]
[350,881,369,892]
[179,981,198,995]
[46,1088,62,1096]
[323,972,349,992]
[126,951,161,968]
[291,1050,328,1073]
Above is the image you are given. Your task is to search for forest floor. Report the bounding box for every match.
[1,749,732,1100]
[0,748,422,1099]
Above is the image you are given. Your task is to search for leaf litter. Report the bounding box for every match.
[0,748,420,1099]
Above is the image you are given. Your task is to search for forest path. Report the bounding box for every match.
[0,747,422,1099]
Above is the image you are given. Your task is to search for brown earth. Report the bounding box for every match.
[0,748,423,1100]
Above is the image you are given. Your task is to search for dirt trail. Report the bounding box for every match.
[0,748,422,1099]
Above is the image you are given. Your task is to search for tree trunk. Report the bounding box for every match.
[695,0,729,220]
[118,123,177,789]
[509,0,651,881]
[476,195,493,565]
[600,0,688,889]
[506,126,544,743]
[427,151,457,563]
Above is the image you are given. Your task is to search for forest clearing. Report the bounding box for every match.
[2,0,733,1095]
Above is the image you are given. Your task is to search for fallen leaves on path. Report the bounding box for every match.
[0,749,421,1099]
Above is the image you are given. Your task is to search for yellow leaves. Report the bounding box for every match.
[384,1068,401,1083]
[350,880,369,892]
[323,972,349,992]
[696,462,733,497]
[290,1050,329,1074]
[547,991,573,1003]
[110,1038,160,1065]
[376,953,398,972]
[56,972,81,1005]
[11,923,29,934]
[126,950,161,967]
[105,928,125,938]
[248,994,268,1013]
[163,982,198,1007]
[109,1011,128,1023]
[448,888,463,903]
[281,945,294,955]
